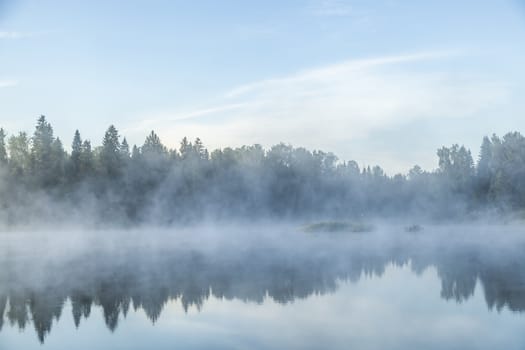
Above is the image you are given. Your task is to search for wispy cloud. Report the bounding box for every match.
[0,79,18,88]
[224,51,460,99]
[172,103,249,121]
[123,103,248,134]
[126,50,509,172]
[0,31,31,39]
[309,0,354,17]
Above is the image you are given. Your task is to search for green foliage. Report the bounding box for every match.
[0,128,7,165]
[120,138,130,159]
[8,132,30,178]
[437,144,474,189]
[179,137,192,160]
[142,131,167,156]
[485,132,525,207]
[50,137,66,184]
[1,115,525,224]
[100,125,122,178]
[30,116,58,186]
[68,130,83,182]
[80,140,94,176]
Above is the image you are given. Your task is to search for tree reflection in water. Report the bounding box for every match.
[0,226,524,343]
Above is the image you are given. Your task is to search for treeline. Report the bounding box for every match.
[0,115,524,225]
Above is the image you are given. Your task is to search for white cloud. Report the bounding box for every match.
[125,51,509,172]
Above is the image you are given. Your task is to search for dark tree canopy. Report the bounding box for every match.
[0,116,524,225]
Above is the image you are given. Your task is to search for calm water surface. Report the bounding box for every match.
[0,224,524,349]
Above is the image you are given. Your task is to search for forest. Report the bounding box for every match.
[0,115,524,225]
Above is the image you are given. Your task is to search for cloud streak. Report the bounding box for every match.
[123,103,249,135]
[223,51,461,99]
[0,31,30,39]
[308,0,354,17]
[126,50,509,172]
[0,79,18,88]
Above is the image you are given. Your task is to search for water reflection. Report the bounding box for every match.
[0,226,524,343]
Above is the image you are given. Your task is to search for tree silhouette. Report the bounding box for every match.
[0,128,7,165]
[69,130,83,182]
[100,125,122,178]
[0,115,524,223]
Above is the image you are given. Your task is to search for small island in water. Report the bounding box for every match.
[302,221,375,233]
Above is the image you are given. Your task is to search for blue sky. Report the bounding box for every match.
[1,0,525,172]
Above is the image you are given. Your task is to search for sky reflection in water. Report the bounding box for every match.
[0,225,525,349]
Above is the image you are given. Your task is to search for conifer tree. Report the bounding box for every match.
[80,140,94,176]
[31,115,56,186]
[142,131,167,156]
[8,132,30,178]
[69,130,83,181]
[100,125,122,178]
[120,138,130,159]
[0,128,7,165]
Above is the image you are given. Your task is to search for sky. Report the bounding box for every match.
[1,0,525,173]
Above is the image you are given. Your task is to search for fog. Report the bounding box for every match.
[1,117,525,229]
[1,117,525,347]
[1,223,525,343]
[2,0,525,347]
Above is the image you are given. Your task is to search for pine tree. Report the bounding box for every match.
[193,138,208,160]
[80,140,94,176]
[0,128,7,165]
[100,125,122,178]
[179,137,192,160]
[50,137,66,185]
[131,145,140,160]
[120,138,130,159]
[69,130,83,181]
[31,115,55,186]
[142,131,167,156]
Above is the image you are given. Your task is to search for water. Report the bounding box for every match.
[0,224,524,349]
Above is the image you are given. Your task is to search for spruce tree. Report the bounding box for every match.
[50,137,66,185]
[80,140,94,176]
[0,128,7,165]
[69,130,83,181]
[142,131,167,156]
[31,115,55,186]
[120,138,130,159]
[100,125,122,178]
[179,137,192,160]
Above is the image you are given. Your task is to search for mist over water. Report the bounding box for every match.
[1,223,525,349]
[2,0,525,348]
[1,119,525,349]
